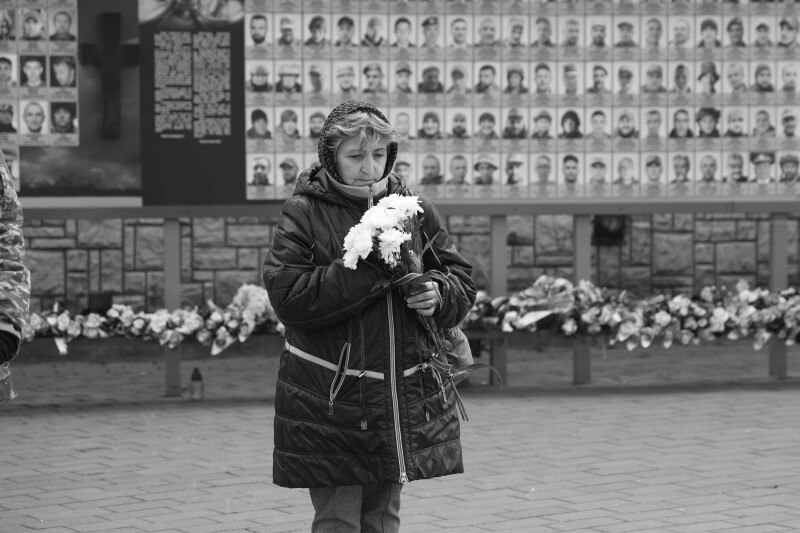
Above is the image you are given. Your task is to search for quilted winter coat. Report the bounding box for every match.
[263,165,477,489]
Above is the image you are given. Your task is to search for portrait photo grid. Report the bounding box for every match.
[0,0,79,187]
[243,0,800,201]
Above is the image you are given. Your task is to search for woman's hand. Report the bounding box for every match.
[405,280,441,317]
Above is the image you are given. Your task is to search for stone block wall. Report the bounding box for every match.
[22,213,800,314]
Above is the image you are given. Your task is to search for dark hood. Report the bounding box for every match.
[317,101,399,184]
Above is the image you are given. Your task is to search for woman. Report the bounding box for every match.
[262,101,476,532]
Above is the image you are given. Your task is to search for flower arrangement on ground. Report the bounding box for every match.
[19,274,800,355]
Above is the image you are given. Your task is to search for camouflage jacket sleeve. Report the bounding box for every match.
[0,148,30,346]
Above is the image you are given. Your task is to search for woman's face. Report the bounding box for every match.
[335,136,388,186]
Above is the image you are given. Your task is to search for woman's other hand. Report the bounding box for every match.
[405,280,441,317]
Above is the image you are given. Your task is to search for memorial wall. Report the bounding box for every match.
[140,0,800,205]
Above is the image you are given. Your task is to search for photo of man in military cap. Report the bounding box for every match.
[418,64,444,93]
[277,17,297,47]
[778,154,799,182]
[589,157,608,185]
[306,64,326,96]
[615,20,637,48]
[279,157,299,185]
[307,110,325,139]
[531,110,553,139]
[617,66,635,96]
[446,64,470,94]
[504,64,528,95]
[275,63,302,93]
[642,64,667,94]
[588,20,608,51]
[502,108,527,139]
[474,154,498,185]
[475,111,499,141]
[335,64,358,100]
[393,62,414,94]
[505,153,526,186]
[503,18,526,48]
[304,15,329,48]
[246,63,272,92]
[249,156,271,186]
[698,61,720,95]
[334,16,356,47]
[752,63,775,92]
[778,16,799,49]
[751,152,776,183]
[20,9,45,41]
[645,155,664,184]
[420,16,441,51]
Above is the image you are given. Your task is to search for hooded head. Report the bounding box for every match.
[317,101,399,184]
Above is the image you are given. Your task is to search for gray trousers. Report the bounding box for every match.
[309,483,402,533]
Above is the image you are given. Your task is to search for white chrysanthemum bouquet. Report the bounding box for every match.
[342,194,424,272]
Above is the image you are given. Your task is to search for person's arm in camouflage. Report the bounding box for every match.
[0,149,30,364]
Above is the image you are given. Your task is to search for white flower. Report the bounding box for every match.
[654,310,672,328]
[377,227,411,267]
[343,223,376,269]
[361,205,401,231]
[377,194,423,218]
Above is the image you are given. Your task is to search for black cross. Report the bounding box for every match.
[80,12,139,138]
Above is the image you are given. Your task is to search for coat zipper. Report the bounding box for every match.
[387,292,408,484]
[328,340,351,415]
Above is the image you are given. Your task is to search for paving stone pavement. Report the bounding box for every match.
[2,340,800,532]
